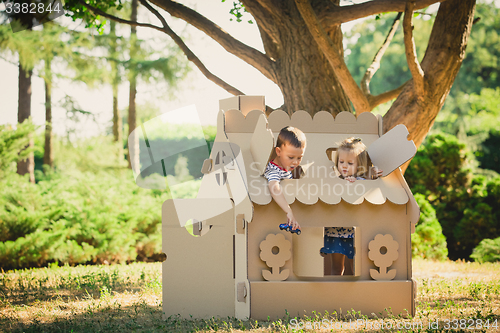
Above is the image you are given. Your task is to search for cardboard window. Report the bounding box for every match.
[322,226,358,276]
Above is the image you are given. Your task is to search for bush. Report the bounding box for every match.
[407,133,500,260]
[476,129,500,174]
[0,135,179,270]
[406,133,470,202]
[412,194,448,260]
[0,124,211,270]
[0,120,37,177]
[471,237,500,263]
[0,169,169,270]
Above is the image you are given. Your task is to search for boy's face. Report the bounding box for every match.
[337,150,358,178]
[275,143,305,171]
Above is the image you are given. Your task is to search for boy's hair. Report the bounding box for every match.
[276,126,306,149]
[335,137,370,178]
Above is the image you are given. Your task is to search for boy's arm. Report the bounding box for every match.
[268,180,301,230]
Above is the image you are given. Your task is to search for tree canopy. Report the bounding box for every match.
[64,0,477,157]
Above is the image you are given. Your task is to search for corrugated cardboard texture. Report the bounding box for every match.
[250,280,414,320]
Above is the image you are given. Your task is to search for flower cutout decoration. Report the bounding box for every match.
[259,233,291,281]
[368,234,399,280]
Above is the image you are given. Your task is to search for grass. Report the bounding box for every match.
[0,259,499,332]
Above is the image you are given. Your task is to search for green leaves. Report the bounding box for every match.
[407,133,500,260]
[0,120,37,177]
[471,237,500,263]
[222,0,253,23]
[412,194,448,260]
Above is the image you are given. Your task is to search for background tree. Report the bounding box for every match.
[110,20,123,155]
[128,0,139,169]
[0,22,41,183]
[406,132,500,259]
[1,21,102,174]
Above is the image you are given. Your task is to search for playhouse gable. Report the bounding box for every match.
[219,103,417,223]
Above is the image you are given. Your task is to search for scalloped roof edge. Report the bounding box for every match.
[225,109,380,134]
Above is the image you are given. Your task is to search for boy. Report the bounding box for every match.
[263,126,306,231]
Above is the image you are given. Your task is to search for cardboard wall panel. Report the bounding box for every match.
[162,202,235,319]
[250,281,414,320]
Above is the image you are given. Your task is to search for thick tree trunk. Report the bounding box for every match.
[44,59,54,169]
[17,63,35,183]
[94,0,475,169]
[128,0,140,170]
[383,0,476,157]
[275,1,351,116]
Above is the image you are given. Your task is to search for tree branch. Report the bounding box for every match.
[403,0,425,99]
[80,0,245,96]
[240,0,281,59]
[361,12,402,95]
[294,0,370,113]
[318,0,442,30]
[140,0,246,96]
[148,0,277,83]
[79,0,161,30]
[368,81,408,108]
[241,0,281,42]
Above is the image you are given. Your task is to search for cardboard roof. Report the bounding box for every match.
[222,108,416,210]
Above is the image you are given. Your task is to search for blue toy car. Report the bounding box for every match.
[279,223,301,235]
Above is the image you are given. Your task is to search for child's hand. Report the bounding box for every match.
[287,211,301,230]
[371,166,383,179]
[345,176,357,182]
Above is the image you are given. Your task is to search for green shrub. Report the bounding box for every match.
[0,169,169,269]
[0,134,178,270]
[406,133,470,202]
[412,194,448,260]
[0,122,213,270]
[406,133,500,260]
[471,237,500,263]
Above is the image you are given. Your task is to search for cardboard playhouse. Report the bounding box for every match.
[162,96,419,320]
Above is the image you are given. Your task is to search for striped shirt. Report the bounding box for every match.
[263,161,292,182]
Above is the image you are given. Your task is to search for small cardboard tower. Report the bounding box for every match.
[162,96,419,320]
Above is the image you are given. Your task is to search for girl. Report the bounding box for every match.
[321,137,382,275]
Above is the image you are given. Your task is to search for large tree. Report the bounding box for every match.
[0,22,39,183]
[66,0,476,158]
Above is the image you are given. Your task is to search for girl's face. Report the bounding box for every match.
[337,149,358,178]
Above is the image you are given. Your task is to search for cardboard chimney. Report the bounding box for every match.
[162,95,419,320]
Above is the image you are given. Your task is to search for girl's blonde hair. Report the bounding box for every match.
[335,137,370,178]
